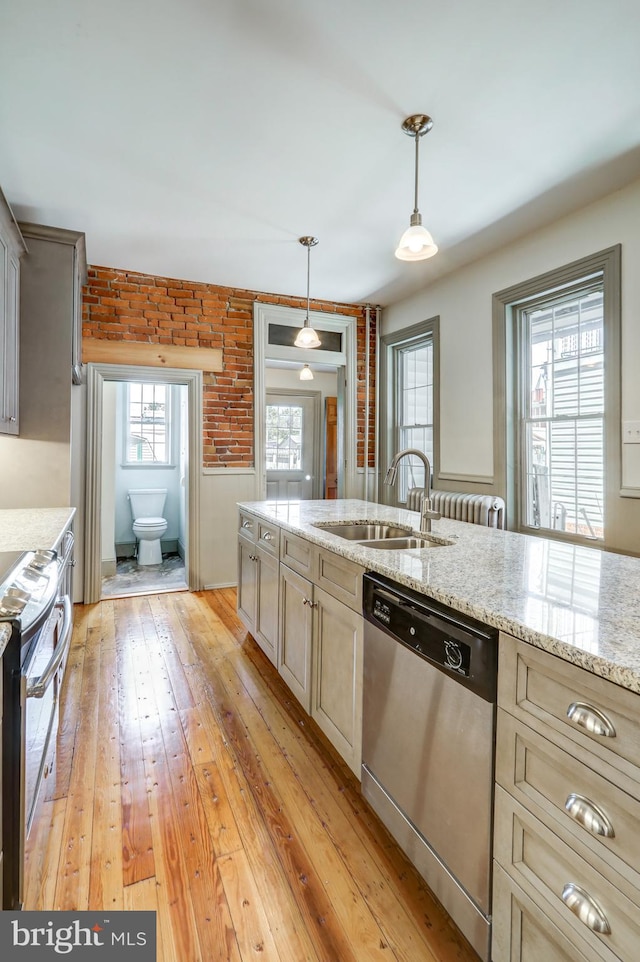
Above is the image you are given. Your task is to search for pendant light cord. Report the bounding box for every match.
[413,130,420,216]
[305,243,311,327]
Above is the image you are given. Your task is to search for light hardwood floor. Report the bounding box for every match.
[25,588,480,962]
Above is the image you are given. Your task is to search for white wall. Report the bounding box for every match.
[265,365,338,400]
[382,177,640,552]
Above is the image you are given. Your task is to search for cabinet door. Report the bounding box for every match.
[278,564,313,712]
[312,586,363,776]
[1,252,19,434]
[254,547,279,667]
[237,538,257,633]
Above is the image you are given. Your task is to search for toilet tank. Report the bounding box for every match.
[128,488,167,519]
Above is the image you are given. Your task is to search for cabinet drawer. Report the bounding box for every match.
[494,786,640,962]
[496,708,640,889]
[492,861,600,962]
[499,633,640,791]
[316,548,364,613]
[238,510,257,542]
[256,519,280,558]
[280,530,317,580]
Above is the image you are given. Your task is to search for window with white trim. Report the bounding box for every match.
[125,382,171,464]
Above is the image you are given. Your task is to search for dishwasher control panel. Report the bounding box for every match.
[364,573,498,700]
[373,594,471,676]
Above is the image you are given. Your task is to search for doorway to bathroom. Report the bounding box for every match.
[84,363,202,604]
[100,379,187,598]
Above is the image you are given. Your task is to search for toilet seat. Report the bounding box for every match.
[133,517,165,527]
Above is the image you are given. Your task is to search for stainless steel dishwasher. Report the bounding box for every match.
[362,572,498,961]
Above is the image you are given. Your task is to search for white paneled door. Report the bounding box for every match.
[265,392,319,500]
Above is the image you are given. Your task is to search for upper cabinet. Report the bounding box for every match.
[0,189,27,436]
[18,223,87,386]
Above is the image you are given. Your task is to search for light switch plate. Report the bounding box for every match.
[622,421,640,443]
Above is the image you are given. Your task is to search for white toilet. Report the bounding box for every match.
[128,488,168,565]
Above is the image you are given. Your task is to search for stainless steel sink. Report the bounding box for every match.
[362,536,448,550]
[313,522,412,541]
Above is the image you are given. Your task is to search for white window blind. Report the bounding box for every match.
[520,285,604,540]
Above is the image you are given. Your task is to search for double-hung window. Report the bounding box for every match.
[125,382,171,465]
[494,246,620,547]
[381,317,439,504]
[519,284,604,540]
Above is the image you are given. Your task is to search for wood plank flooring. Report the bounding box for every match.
[24,588,480,962]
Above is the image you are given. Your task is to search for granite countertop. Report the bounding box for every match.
[0,622,10,658]
[0,507,76,552]
[238,498,640,695]
[0,507,75,659]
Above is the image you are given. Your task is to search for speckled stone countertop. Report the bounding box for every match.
[0,508,75,658]
[0,622,10,657]
[0,507,75,553]
[238,498,640,695]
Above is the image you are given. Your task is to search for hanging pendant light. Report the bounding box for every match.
[294,236,321,348]
[299,363,314,381]
[395,114,438,261]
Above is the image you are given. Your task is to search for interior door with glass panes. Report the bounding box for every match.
[265,393,318,500]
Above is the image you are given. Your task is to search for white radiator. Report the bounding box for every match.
[406,488,505,529]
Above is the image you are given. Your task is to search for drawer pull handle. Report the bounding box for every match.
[241,520,252,529]
[302,597,317,609]
[565,793,615,838]
[561,882,611,934]
[567,702,616,738]
[262,532,273,542]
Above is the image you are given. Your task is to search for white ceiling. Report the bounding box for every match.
[2,0,640,307]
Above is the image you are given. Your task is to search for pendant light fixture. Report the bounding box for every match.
[294,236,321,348]
[299,363,314,381]
[395,114,438,261]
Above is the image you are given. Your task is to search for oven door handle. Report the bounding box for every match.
[26,595,73,699]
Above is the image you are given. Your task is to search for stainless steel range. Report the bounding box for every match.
[0,539,74,909]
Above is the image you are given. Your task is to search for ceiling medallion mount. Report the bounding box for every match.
[401,114,433,138]
[299,235,319,249]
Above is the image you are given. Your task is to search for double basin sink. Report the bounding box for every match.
[313,522,452,550]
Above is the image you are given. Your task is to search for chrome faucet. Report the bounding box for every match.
[384,448,441,534]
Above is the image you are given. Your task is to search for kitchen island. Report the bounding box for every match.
[238,497,640,694]
[238,498,640,961]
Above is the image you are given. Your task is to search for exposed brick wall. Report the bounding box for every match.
[357,307,377,470]
[83,267,374,470]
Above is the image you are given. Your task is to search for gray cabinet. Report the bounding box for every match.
[237,510,365,776]
[237,511,280,666]
[0,222,86,510]
[311,585,363,773]
[494,632,640,962]
[278,563,313,710]
[0,189,26,436]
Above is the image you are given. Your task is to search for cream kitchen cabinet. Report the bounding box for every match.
[237,510,280,666]
[238,513,365,776]
[278,533,365,776]
[278,561,314,710]
[311,583,363,774]
[493,632,640,962]
[278,561,364,775]
[0,189,26,436]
